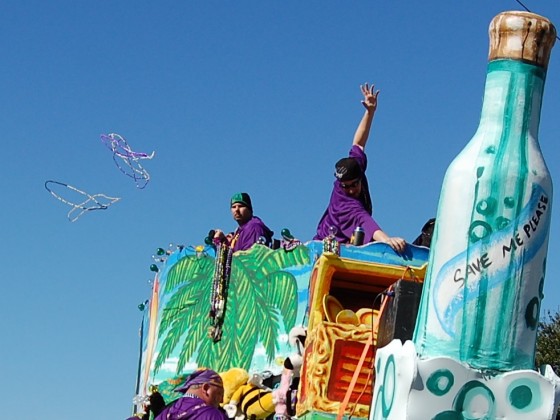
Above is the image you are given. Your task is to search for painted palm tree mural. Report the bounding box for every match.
[153,244,311,376]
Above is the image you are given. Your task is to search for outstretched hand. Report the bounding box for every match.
[360,83,379,112]
[372,230,407,253]
[385,236,407,253]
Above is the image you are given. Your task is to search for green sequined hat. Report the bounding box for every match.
[230,192,252,211]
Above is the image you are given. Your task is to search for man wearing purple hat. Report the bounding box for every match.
[155,369,228,420]
[314,83,406,253]
[214,192,273,252]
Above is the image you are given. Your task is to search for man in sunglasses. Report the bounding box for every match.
[155,369,228,420]
[314,83,406,253]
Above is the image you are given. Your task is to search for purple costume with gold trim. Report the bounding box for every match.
[232,216,273,252]
[154,396,229,420]
[315,145,381,243]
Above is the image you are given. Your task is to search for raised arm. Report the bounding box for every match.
[352,83,380,150]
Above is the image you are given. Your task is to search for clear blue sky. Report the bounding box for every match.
[2,1,560,419]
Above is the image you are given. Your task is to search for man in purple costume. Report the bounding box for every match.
[314,83,406,253]
[214,192,273,252]
[155,369,228,420]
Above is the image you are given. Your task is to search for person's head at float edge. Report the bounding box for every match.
[335,157,362,199]
[230,192,253,225]
[175,369,225,408]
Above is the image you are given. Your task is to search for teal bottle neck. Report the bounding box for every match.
[478,59,546,139]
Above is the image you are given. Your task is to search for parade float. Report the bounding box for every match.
[132,10,560,420]
[134,235,429,419]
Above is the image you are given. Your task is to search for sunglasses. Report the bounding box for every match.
[340,179,361,189]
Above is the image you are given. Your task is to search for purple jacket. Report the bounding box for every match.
[231,216,273,252]
[315,145,381,243]
[154,396,229,420]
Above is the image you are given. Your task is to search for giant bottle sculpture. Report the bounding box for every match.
[413,11,556,371]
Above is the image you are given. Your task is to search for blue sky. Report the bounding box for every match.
[2,1,560,419]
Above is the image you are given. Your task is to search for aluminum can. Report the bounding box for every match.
[352,226,365,246]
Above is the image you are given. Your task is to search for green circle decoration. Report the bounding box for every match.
[454,380,495,419]
[503,196,515,208]
[507,378,542,413]
[382,355,396,416]
[427,369,455,396]
[495,216,510,230]
[510,385,532,409]
[372,386,385,420]
[432,411,462,420]
[485,145,496,155]
[476,198,497,216]
[469,220,492,243]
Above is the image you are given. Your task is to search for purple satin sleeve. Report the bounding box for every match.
[359,213,382,241]
[349,145,367,171]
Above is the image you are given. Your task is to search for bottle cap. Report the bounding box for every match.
[489,11,556,68]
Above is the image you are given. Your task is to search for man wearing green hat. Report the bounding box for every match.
[214,192,273,252]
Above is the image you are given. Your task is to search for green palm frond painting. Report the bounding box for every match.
[154,245,310,375]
